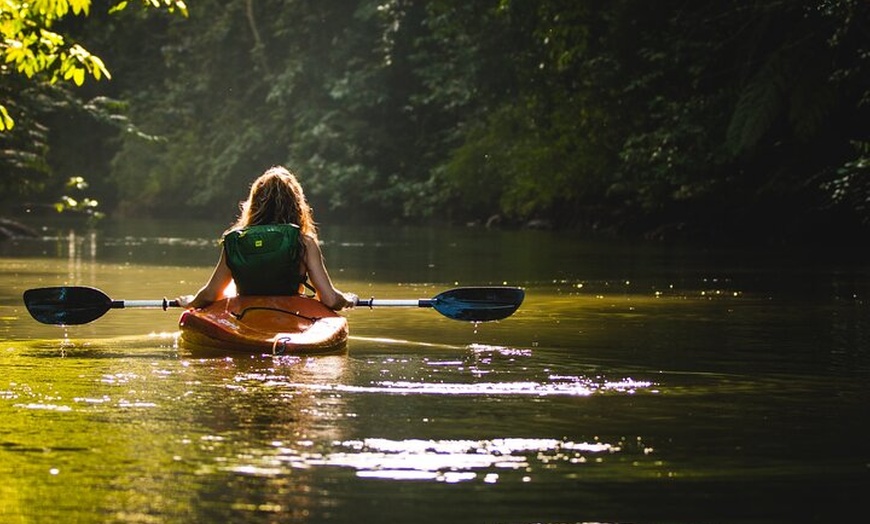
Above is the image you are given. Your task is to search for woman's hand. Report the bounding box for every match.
[175,294,196,308]
[341,292,359,309]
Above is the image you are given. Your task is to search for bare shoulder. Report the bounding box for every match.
[301,233,319,246]
[301,233,322,253]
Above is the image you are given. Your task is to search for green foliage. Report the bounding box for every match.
[0,78,53,197]
[101,0,869,236]
[1,0,104,130]
[581,0,870,235]
[6,0,869,242]
[0,0,188,127]
[438,1,616,223]
[0,0,187,206]
[54,176,104,225]
[823,140,870,225]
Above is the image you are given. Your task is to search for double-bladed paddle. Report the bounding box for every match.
[23,286,524,325]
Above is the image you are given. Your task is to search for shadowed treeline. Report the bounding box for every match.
[1,0,867,245]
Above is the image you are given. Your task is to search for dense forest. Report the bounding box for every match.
[2,0,868,244]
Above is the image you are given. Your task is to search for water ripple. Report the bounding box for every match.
[230,374,655,397]
[221,437,627,483]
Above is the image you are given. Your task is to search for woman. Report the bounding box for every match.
[176,166,357,310]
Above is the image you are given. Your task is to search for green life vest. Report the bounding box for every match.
[223,224,305,296]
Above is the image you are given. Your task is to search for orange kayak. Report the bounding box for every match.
[178,295,348,355]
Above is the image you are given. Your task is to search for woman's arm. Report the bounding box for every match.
[302,235,357,310]
[176,249,234,309]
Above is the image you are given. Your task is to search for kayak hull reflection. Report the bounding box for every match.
[178,295,348,355]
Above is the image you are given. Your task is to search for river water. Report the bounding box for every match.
[0,218,867,523]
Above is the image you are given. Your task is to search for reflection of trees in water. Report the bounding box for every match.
[64,230,98,284]
[178,354,351,519]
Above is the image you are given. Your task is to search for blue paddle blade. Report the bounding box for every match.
[23,286,113,325]
[431,287,524,321]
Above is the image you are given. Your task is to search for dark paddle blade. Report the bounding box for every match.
[23,286,114,325]
[431,287,524,321]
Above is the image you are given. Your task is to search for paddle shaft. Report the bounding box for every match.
[122,298,429,309]
[101,298,430,309]
[116,299,179,309]
[357,298,433,308]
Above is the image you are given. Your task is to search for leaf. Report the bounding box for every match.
[69,0,92,16]
[4,44,23,64]
[108,1,128,14]
[39,29,66,48]
[0,105,14,131]
[33,0,69,18]
[90,54,111,80]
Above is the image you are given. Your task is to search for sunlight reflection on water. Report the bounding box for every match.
[220,436,627,483]
[229,362,656,397]
[211,353,659,484]
[288,377,654,396]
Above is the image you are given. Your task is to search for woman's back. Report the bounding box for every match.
[223,224,305,296]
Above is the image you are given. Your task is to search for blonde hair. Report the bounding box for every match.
[231,166,318,240]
